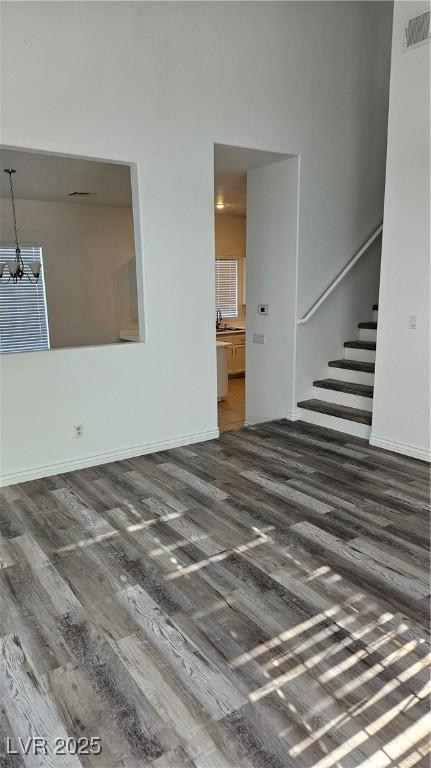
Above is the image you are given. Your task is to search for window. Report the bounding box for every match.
[215,259,238,318]
[0,246,50,353]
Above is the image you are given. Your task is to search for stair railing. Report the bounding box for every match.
[297,223,383,325]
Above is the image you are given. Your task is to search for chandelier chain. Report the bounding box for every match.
[2,168,40,283]
[7,171,20,253]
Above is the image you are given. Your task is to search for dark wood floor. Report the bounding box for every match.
[0,420,430,768]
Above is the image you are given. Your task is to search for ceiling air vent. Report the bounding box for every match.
[404,10,430,50]
[68,191,95,197]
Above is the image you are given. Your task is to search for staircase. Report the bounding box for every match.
[297,304,378,438]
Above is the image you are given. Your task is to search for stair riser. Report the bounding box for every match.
[297,408,371,439]
[344,347,376,363]
[359,328,377,343]
[312,387,373,411]
[327,367,374,386]
[373,310,378,322]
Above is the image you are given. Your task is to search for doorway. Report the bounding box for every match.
[213,144,299,433]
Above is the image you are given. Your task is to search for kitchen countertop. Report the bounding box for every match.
[216,328,245,336]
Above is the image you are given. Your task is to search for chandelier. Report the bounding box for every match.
[0,169,41,284]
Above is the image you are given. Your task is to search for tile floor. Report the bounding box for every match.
[218,376,245,433]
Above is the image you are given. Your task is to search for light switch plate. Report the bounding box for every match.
[253,333,265,344]
[408,314,417,329]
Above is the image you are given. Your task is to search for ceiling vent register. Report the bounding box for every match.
[404,10,430,49]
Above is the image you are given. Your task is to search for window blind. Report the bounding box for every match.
[215,259,238,318]
[0,246,50,354]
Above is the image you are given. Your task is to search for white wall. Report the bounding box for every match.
[0,198,137,349]
[0,1,392,484]
[246,157,299,424]
[371,1,431,462]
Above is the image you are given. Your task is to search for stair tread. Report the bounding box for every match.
[344,340,376,350]
[358,322,377,329]
[329,359,375,373]
[313,378,373,397]
[297,399,372,425]
[373,304,378,310]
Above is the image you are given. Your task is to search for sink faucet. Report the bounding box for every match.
[216,310,223,330]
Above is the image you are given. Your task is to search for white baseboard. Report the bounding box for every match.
[0,427,220,487]
[369,434,431,463]
[285,409,300,421]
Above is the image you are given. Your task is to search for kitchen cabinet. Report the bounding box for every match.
[227,342,235,372]
[216,331,245,375]
[233,339,246,373]
[216,341,230,400]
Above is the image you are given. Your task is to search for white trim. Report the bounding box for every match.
[285,408,300,421]
[297,407,371,439]
[369,434,431,463]
[311,387,373,412]
[130,162,147,344]
[0,427,220,487]
[290,154,301,412]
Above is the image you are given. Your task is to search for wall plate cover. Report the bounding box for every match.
[258,305,269,315]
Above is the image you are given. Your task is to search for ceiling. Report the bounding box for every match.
[214,144,289,215]
[0,148,132,207]
[1,144,290,214]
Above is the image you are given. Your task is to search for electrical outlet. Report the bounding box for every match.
[74,424,84,438]
[408,314,417,329]
[253,333,265,344]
